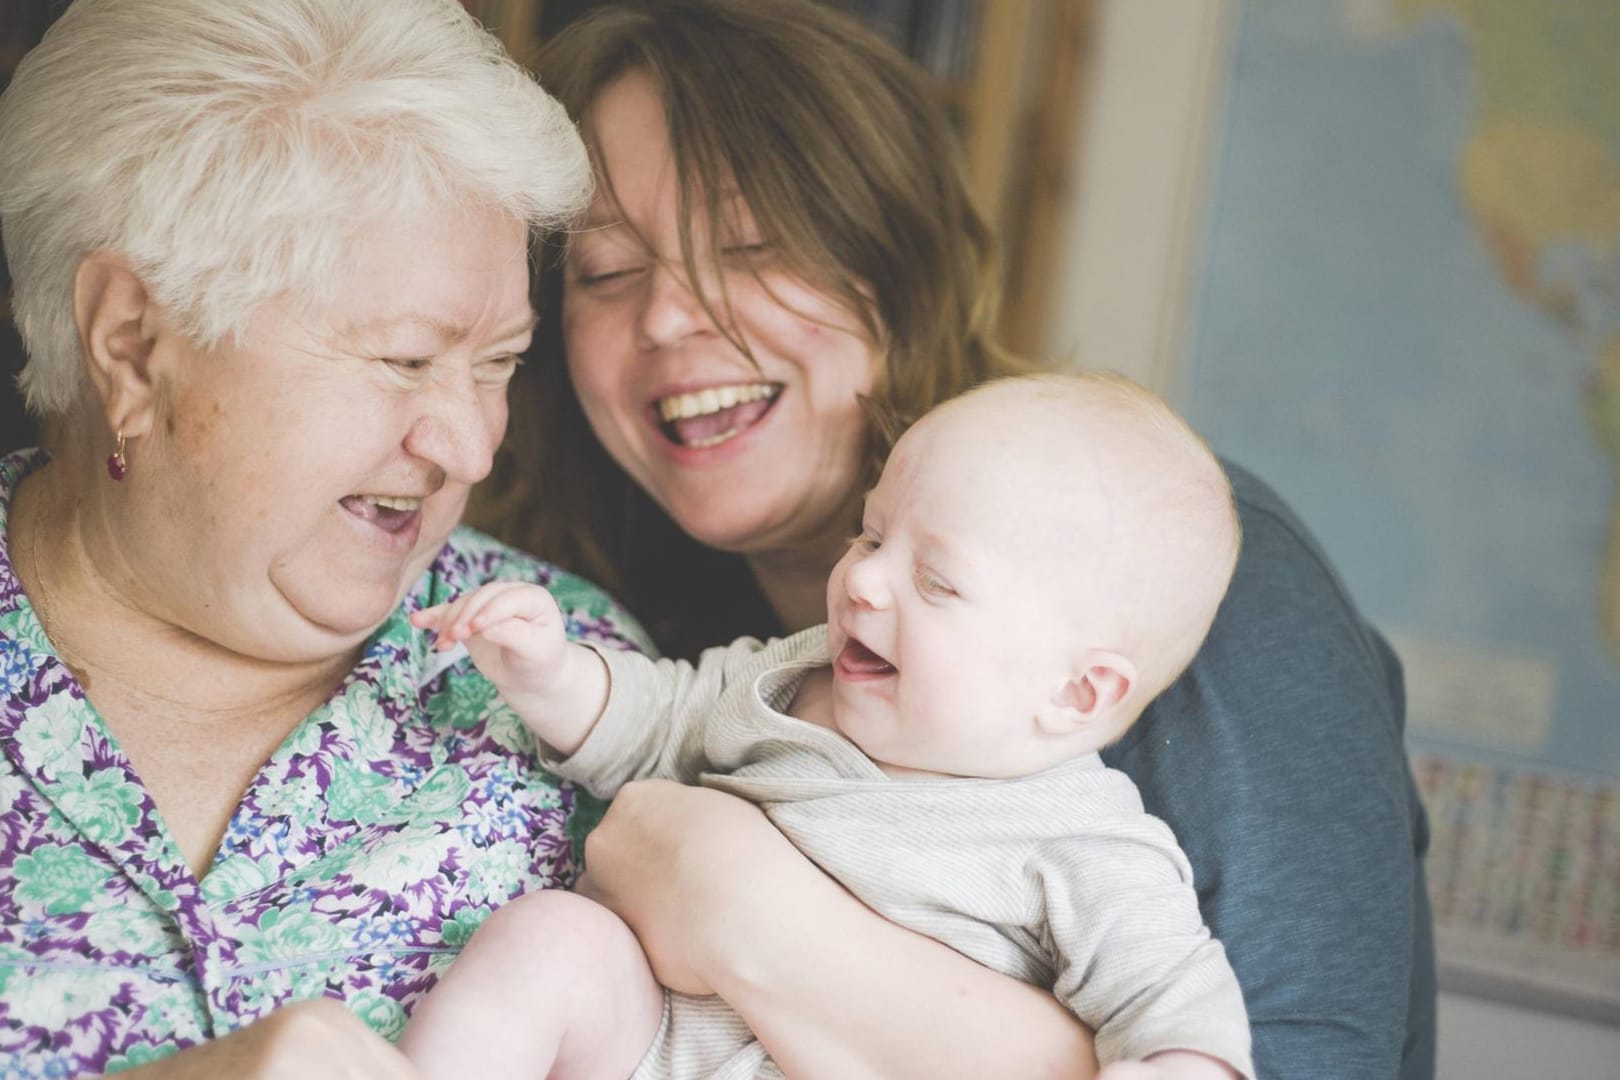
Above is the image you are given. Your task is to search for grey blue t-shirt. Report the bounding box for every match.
[1104,463,1436,1080]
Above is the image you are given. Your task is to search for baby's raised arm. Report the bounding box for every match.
[410,582,609,755]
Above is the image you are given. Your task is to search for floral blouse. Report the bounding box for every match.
[0,449,652,1077]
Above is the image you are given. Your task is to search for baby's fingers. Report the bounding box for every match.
[464,613,549,658]
[409,603,449,631]
[432,581,556,647]
[411,583,508,649]
[409,599,471,644]
[459,582,564,637]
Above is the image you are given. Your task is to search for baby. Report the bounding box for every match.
[402,373,1251,1080]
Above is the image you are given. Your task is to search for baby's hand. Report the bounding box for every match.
[410,581,569,697]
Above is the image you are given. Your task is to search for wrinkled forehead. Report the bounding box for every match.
[293,205,534,348]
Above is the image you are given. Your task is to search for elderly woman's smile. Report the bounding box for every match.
[343,494,423,534]
[340,493,423,543]
[129,203,535,653]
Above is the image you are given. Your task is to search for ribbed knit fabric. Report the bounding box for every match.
[544,629,1253,1079]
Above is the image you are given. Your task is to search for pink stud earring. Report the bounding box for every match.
[106,430,127,481]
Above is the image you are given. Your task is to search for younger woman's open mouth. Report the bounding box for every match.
[654,381,782,449]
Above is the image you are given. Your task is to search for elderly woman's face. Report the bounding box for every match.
[128,205,533,662]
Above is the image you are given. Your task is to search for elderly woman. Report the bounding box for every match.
[0,1,648,1076]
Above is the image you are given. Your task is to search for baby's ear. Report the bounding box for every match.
[1037,650,1136,735]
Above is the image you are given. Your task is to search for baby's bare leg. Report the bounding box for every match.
[401,890,664,1080]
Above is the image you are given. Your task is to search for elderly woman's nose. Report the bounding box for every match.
[635,261,711,349]
[404,373,500,483]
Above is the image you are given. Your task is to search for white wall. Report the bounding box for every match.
[1052,3,1620,1076]
[1438,991,1620,1080]
[1045,0,1233,395]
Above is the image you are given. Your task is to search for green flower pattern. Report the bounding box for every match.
[0,450,651,1077]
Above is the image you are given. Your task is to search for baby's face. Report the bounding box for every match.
[824,410,1104,778]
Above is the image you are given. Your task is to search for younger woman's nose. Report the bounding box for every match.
[635,260,712,349]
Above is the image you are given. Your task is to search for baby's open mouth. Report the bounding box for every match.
[655,382,781,448]
[340,494,422,535]
[837,636,897,677]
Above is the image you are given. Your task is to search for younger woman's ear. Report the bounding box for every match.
[74,253,158,438]
[1037,650,1138,736]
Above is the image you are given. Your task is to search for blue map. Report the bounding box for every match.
[1181,0,1620,780]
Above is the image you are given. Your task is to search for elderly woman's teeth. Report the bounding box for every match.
[340,494,422,534]
[657,383,781,448]
[341,494,423,527]
[367,495,422,512]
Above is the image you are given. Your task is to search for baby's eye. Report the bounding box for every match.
[916,569,958,599]
[851,530,881,553]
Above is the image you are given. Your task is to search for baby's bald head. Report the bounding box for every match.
[907,373,1240,709]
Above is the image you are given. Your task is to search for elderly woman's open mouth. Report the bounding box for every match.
[340,493,423,535]
[654,382,781,449]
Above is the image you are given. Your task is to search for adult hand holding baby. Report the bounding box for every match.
[578,784,1097,1080]
[575,778,826,998]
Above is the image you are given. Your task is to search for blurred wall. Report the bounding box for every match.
[1050,2,1620,1076]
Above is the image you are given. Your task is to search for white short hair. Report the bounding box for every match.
[0,0,591,416]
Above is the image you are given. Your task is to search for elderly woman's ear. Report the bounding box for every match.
[72,252,159,440]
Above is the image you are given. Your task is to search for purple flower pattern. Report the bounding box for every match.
[0,450,650,1076]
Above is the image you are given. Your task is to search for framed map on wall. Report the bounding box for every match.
[1177,0,1620,1021]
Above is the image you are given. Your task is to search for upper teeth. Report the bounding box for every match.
[365,495,422,511]
[657,383,779,423]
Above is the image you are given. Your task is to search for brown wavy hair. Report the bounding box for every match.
[470,0,1035,657]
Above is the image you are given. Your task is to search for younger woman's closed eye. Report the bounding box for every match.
[569,260,646,288]
[719,241,774,267]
